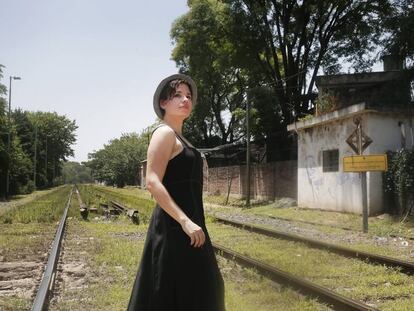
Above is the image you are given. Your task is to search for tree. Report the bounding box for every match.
[171,0,248,147]
[61,161,93,184]
[86,132,147,187]
[171,1,409,160]
[225,0,392,121]
[26,111,78,188]
[0,66,35,197]
[382,0,414,64]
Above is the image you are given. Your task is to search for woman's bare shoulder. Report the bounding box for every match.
[150,124,176,145]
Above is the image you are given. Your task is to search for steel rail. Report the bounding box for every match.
[214,216,414,275]
[74,185,87,209]
[265,214,414,241]
[213,242,379,311]
[31,187,73,311]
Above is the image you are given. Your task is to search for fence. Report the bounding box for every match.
[204,160,297,200]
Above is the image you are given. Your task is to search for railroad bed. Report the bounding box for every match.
[78,185,414,310]
[19,185,327,311]
[208,221,414,310]
[0,186,73,310]
[3,184,414,310]
[206,204,414,263]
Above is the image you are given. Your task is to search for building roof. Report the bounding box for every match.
[287,102,414,132]
[315,70,410,89]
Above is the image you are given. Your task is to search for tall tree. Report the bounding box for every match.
[382,0,414,64]
[86,132,147,187]
[225,0,391,121]
[26,111,78,188]
[171,0,247,147]
[0,66,33,197]
[171,1,398,161]
[61,161,93,184]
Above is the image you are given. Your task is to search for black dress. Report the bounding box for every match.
[127,126,225,311]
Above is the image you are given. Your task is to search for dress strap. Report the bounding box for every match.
[175,133,194,149]
[150,123,168,137]
[150,123,194,149]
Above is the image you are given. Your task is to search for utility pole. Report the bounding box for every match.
[45,136,48,186]
[246,99,251,207]
[33,125,37,189]
[6,76,21,198]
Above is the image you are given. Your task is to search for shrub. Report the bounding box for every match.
[384,149,414,216]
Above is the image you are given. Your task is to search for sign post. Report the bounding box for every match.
[345,118,373,233]
[358,122,369,233]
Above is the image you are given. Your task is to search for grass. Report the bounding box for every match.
[39,185,414,310]
[0,187,63,217]
[0,296,32,311]
[219,257,330,310]
[0,186,73,311]
[0,186,72,224]
[207,221,414,310]
[50,193,147,311]
[204,194,414,238]
[77,184,154,222]
[0,222,56,261]
[52,185,330,310]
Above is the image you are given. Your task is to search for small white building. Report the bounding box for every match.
[288,69,414,215]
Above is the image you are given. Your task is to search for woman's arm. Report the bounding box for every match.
[146,126,205,248]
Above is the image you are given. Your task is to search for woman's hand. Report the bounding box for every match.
[180,218,206,248]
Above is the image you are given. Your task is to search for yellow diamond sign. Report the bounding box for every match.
[343,154,388,172]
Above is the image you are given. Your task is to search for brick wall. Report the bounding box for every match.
[204,160,297,199]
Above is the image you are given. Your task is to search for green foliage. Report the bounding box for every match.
[26,110,78,188]
[171,0,406,156]
[169,1,413,159]
[62,161,93,184]
[0,66,78,197]
[384,149,414,215]
[0,100,77,198]
[298,114,314,122]
[171,0,248,146]
[382,0,414,62]
[224,0,392,116]
[314,91,340,116]
[86,132,147,187]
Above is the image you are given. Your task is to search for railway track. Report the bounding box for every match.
[214,216,414,275]
[40,186,412,310]
[213,243,378,311]
[205,202,414,242]
[31,188,73,311]
[265,213,414,241]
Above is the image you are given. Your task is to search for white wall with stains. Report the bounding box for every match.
[297,112,414,215]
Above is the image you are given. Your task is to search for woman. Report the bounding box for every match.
[128,74,225,311]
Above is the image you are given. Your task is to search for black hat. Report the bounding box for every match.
[153,74,198,119]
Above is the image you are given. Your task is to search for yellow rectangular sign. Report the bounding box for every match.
[343,154,388,172]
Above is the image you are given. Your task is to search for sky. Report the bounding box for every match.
[0,0,189,162]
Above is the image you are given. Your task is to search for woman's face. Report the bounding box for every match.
[160,83,193,119]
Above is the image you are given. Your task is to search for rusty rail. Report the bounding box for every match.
[110,201,139,224]
[213,242,378,311]
[214,216,414,275]
[74,185,88,219]
[32,187,73,311]
[264,213,414,241]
